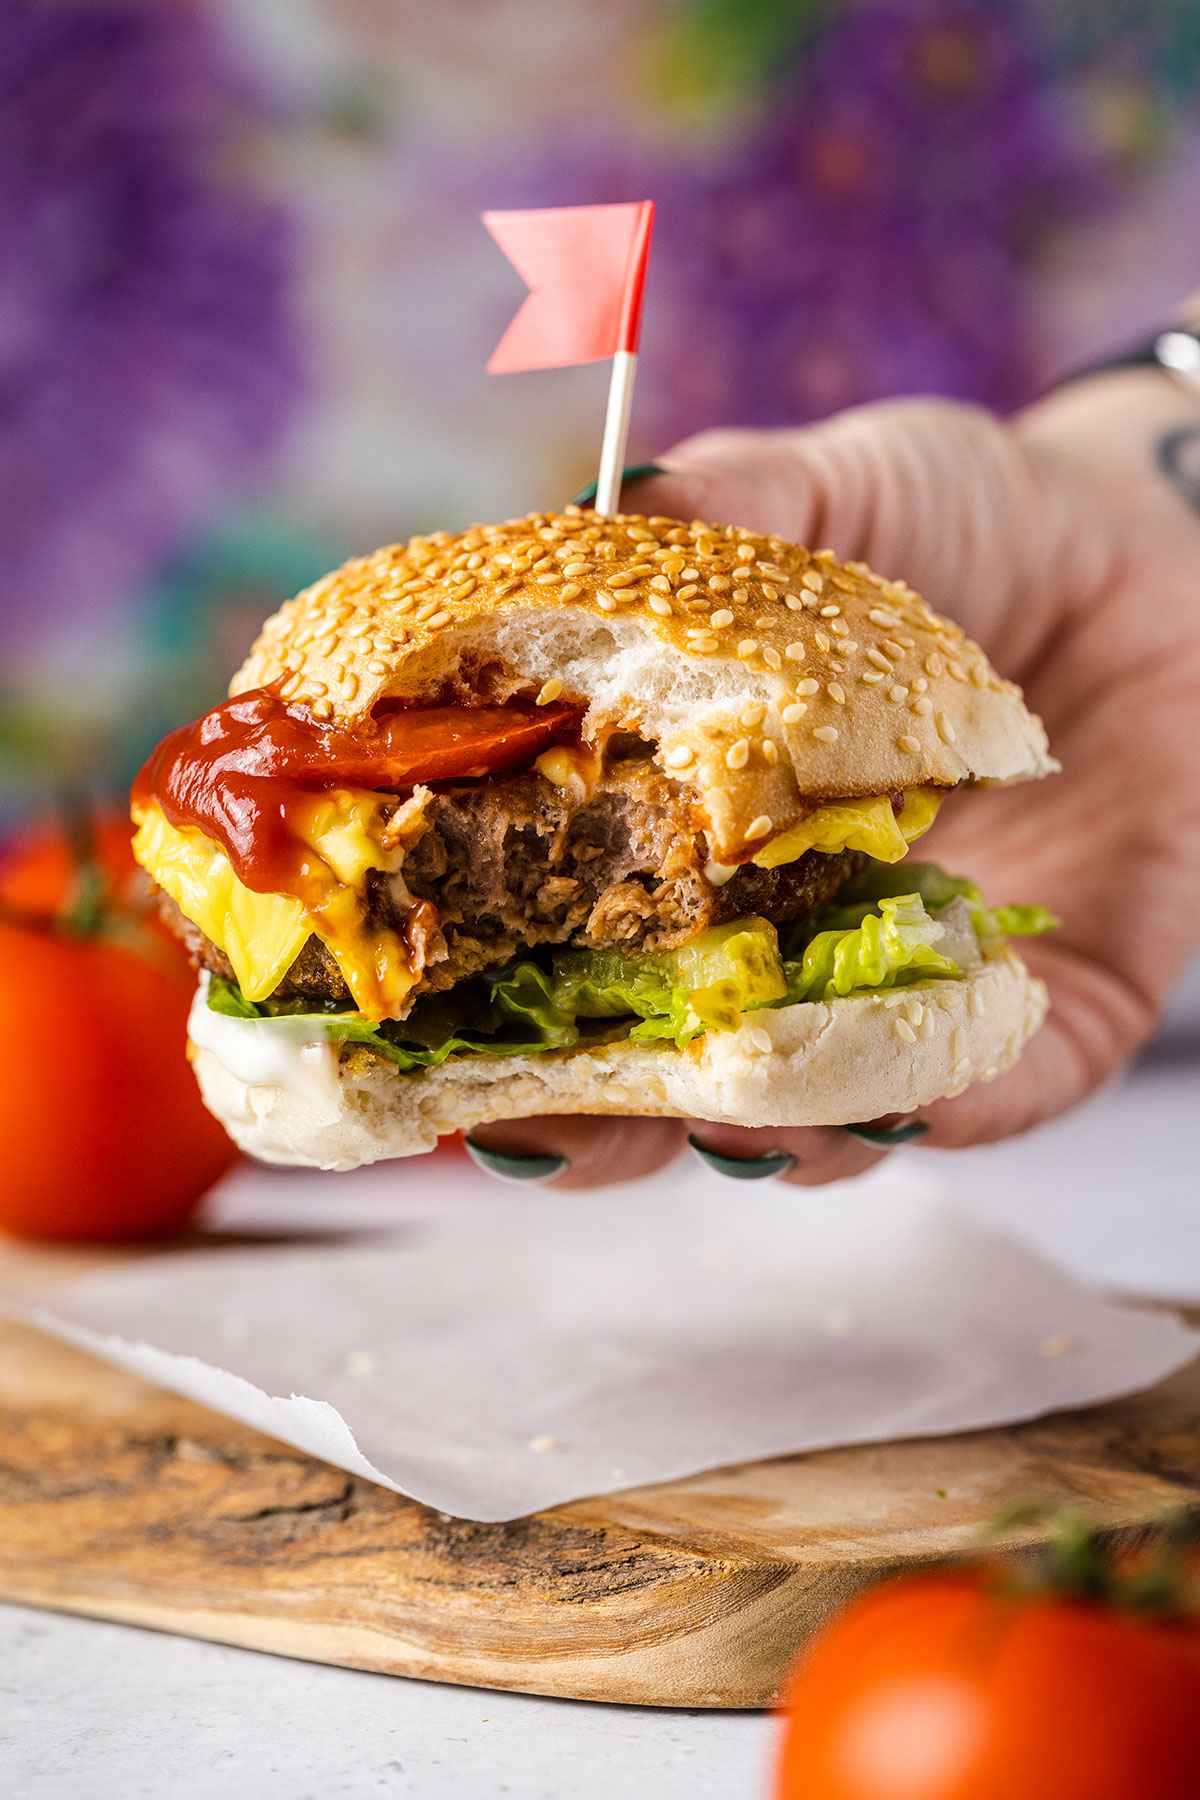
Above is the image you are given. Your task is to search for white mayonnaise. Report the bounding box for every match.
[187,975,342,1113]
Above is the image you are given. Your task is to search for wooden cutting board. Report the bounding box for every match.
[3,1309,1200,1708]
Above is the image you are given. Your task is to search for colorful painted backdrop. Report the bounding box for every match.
[3,0,1198,820]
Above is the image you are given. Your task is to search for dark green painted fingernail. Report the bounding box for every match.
[687,1135,794,1180]
[570,462,666,508]
[842,1121,929,1147]
[465,1137,569,1184]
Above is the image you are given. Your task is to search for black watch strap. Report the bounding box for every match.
[1059,325,1200,390]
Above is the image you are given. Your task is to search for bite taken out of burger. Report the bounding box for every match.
[131,508,1059,1171]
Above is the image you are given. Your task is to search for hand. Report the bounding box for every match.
[469,382,1200,1188]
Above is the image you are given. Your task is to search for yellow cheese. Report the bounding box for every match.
[131,793,419,1019]
[751,786,944,870]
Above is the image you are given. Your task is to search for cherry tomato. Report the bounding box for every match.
[0,816,237,1241]
[775,1568,1200,1800]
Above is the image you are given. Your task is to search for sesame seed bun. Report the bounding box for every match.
[191,952,1047,1170]
[233,510,1056,864]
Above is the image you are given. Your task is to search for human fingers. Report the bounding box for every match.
[465,1114,685,1188]
[684,1120,889,1188]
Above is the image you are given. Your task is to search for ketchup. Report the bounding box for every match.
[132,688,581,897]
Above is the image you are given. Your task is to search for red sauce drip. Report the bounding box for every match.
[132,688,582,897]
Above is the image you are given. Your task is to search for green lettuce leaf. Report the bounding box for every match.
[783,893,962,1003]
[827,861,1059,948]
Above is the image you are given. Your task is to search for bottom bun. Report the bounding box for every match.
[191,953,1047,1172]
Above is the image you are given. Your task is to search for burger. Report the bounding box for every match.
[131,507,1058,1170]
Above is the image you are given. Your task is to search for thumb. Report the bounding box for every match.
[614,428,836,547]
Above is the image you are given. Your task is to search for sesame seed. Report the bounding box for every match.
[681,567,700,580]
[560,581,582,600]
[970,663,988,688]
[888,683,909,703]
[426,609,453,629]
[312,698,334,720]
[535,572,558,586]
[745,813,773,840]
[563,561,588,578]
[366,658,389,676]
[883,639,906,659]
[830,619,850,637]
[801,570,824,593]
[607,571,640,589]
[913,675,928,693]
[666,744,695,769]
[869,608,900,628]
[761,737,779,765]
[925,652,944,677]
[813,724,839,744]
[649,594,673,616]
[736,544,756,562]
[537,678,564,704]
[912,695,934,716]
[819,603,840,618]
[894,1017,918,1045]
[708,575,731,592]
[690,632,718,653]
[762,645,782,670]
[814,631,831,653]
[949,661,966,681]
[725,738,751,770]
[827,681,847,704]
[920,1008,936,1040]
[781,702,807,724]
[785,593,805,611]
[969,986,986,1019]
[760,584,778,603]
[795,677,820,696]
[784,641,806,662]
[595,592,617,612]
[748,1026,773,1054]
[937,710,958,744]
[898,733,921,754]
[740,702,766,728]
[678,584,700,600]
[711,608,734,629]
[737,638,759,659]
[866,646,893,671]
[649,574,672,593]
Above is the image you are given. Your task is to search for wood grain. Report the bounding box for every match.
[3,1316,1200,1706]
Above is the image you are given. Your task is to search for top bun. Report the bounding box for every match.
[233,509,1057,863]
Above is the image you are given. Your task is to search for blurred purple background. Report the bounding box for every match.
[2,0,1199,819]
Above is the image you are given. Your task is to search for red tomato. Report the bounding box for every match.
[0,816,237,1241]
[0,812,147,913]
[367,700,582,785]
[775,1568,1200,1800]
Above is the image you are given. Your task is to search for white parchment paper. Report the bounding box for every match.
[29,1162,1199,1521]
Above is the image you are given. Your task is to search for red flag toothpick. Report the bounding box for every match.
[483,201,655,516]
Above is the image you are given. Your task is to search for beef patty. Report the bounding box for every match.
[168,754,870,1012]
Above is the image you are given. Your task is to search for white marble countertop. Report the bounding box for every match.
[4,1046,1197,1798]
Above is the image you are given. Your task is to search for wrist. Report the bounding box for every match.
[1017,367,1200,530]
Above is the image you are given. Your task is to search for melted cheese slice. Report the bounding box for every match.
[751,786,944,869]
[132,794,419,1019]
